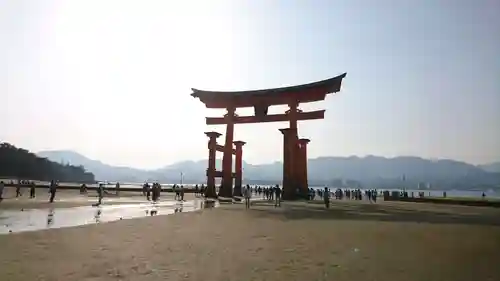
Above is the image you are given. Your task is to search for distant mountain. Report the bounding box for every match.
[37,150,163,183]
[37,150,500,190]
[1,143,94,182]
[479,162,500,173]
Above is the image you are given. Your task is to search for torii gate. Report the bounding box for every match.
[192,73,346,199]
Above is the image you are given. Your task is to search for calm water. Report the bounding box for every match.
[0,198,218,235]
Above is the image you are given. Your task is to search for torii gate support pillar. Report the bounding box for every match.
[205,131,221,198]
[280,128,298,200]
[233,141,246,197]
[298,138,310,196]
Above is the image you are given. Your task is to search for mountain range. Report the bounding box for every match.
[37,150,500,190]
[478,162,500,173]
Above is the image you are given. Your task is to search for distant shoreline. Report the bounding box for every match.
[2,180,500,199]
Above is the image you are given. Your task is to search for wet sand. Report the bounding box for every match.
[0,199,210,235]
[1,199,500,281]
[0,187,206,234]
[0,187,195,210]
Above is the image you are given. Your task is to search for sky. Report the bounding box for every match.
[1,0,499,169]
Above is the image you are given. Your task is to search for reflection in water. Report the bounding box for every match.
[94,208,102,223]
[175,201,184,213]
[1,198,219,234]
[46,208,54,227]
[202,200,216,209]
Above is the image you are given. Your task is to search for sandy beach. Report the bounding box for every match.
[1,195,500,281]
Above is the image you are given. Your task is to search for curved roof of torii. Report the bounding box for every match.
[191,72,346,109]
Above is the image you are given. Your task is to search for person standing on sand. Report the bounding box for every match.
[0,181,4,201]
[29,181,36,198]
[49,180,57,203]
[153,183,161,202]
[244,186,251,209]
[323,187,330,209]
[180,185,185,201]
[115,182,120,196]
[151,183,157,201]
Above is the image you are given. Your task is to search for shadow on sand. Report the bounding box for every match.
[236,200,500,227]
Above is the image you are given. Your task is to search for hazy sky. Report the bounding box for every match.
[1,0,499,169]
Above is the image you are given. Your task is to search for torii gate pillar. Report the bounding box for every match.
[233,141,246,197]
[219,108,236,198]
[280,128,298,200]
[205,131,221,198]
[298,138,310,195]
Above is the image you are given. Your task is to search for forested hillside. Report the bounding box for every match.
[0,142,95,183]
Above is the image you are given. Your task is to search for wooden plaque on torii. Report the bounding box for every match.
[192,73,346,199]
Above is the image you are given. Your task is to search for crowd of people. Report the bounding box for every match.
[141,182,163,201]
[0,179,381,210]
[234,185,380,209]
[0,179,58,202]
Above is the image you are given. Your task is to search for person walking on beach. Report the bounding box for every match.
[0,181,4,201]
[49,180,57,203]
[244,186,252,209]
[200,184,205,197]
[97,183,104,205]
[174,184,180,200]
[274,184,281,207]
[16,180,22,197]
[145,182,151,201]
[82,183,88,194]
[115,182,120,196]
[323,187,330,209]
[180,185,185,201]
[29,181,36,198]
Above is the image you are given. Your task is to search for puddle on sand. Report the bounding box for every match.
[0,199,218,234]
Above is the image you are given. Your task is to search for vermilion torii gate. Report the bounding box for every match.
[192,73,346,199]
